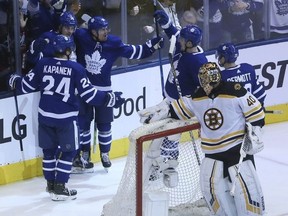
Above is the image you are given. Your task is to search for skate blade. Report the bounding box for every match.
[71,167,94,174]
[50,193,77,201]
[104,167,109,173]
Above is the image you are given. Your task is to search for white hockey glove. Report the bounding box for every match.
[243,122,264,155]
[138,99,170,124]
[8,73,21,90]
[52,0,65,10]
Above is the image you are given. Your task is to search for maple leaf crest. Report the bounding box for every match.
[85,50,106,75]
[168,60,179,84]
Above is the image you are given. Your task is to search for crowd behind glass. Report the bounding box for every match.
[0,0,287,94]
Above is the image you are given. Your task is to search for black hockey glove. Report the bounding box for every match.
[146,37,164,53]
[31,38,49,53]
[154,10,171,29]
[106,92,125,108]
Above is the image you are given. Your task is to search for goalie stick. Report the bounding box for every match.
[230,127,249,196]
[168,36,202,166]
[264,109,283,114]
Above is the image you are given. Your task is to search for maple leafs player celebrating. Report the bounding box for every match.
[151,10,207,167]
[9,35,125,201]
[73,16,164,170]
[139,62,266,215]
[216,42,266,107]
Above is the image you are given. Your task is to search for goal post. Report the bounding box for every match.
[102,118,209,216]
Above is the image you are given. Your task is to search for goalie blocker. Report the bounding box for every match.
[138,62,266,215]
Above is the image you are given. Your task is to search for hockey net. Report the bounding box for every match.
[102,118,209,216]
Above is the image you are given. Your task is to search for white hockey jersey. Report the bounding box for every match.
[170,82,265,155]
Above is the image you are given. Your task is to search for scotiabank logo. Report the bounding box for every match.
[114,87,146,119]
[254,59,288,90]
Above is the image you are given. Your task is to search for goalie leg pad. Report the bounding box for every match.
[228,160,266,216]
[200,158,238,216]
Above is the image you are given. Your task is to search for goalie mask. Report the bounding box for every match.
[198,62,221,95]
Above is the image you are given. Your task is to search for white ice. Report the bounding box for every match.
[0,121,287,216]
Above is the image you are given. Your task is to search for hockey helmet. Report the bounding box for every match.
[179,24,202,47]
[88,16,109,31]
[53,34,75,54]
[198,62,221,94]
[216,43,239,64]
[59,11,77,28]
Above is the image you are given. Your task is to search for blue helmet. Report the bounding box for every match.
[59,11,77,28]
[216,43,239,63]
[88,16,108,31]
[53,35,75,54]
[180,25,202,47]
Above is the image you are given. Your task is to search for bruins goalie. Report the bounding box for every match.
[138,62,266,216]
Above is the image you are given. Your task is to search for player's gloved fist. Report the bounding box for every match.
[51,0,65,10]
[31,38,49,53]
[138,99,170,124]
[244,122,264,155]
[154,10,171,29]
[106,92,125,108]
[146,37,164,53]
[8,73,21,90]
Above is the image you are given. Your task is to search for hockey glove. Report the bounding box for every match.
[106,92,125,108]
[138,99,170,124]
[146,37,164,53]
[30,38,49,54]
[154,10,171,29]
[51,0,66,12]
[8,73,21,90]
[243,122,264,155]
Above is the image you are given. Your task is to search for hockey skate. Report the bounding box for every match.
[71,152,94,174]
[101,152,111,172]
[46,180,54,193]
[50,182,77,201]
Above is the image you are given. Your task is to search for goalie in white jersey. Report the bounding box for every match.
[139,62,266,215]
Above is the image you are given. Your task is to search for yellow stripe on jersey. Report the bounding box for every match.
[172,98,194,120]
[244,104,265,122]
[201,129,245,152]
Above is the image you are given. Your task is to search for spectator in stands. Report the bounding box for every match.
[267,0,288,39]
[218,0,264,44]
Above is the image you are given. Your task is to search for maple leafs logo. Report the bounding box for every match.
[168,60,179,84]
[85,50,106,75]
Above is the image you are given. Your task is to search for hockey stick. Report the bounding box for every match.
[264,109,283,114]
[168,36,202,166]
[230,129,248,196]
[13,89,24,152]
[152,0,165,98]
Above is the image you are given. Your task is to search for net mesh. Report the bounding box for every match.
[102,118,209,216]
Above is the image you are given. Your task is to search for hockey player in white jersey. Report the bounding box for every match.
[216,42,266,106]
[8,35,125,201]
[139,62,266,215]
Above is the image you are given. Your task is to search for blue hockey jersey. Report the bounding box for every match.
[74,28,156,90]
[161,25,208,100]
[220,63,266,105]
[15,57,108,125]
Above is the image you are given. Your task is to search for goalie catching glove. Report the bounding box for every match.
[242,122,264,155]
[138,99,170,124]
